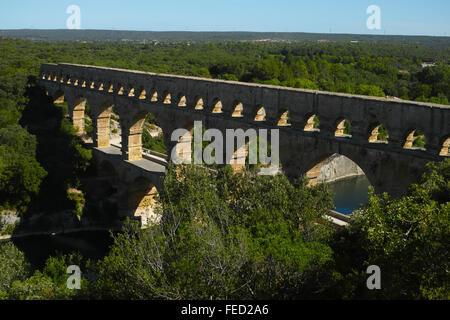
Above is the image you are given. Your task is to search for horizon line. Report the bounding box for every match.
[1,28,449,39]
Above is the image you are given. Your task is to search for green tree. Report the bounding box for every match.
[0,242,30,296]
[0,125,47,211]
[333,159,450,299]
[95,165,336,299]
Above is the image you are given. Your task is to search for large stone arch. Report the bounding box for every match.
[279,135,428,197]
[118,176,160,226]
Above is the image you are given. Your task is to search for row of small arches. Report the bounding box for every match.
[43,73,450,156]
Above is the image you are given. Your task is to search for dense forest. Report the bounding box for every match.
[0,36,449,300]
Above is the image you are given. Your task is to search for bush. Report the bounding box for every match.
[0,242,30,293]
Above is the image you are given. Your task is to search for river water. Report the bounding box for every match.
[327,175,371,215]
[11,231,114,270]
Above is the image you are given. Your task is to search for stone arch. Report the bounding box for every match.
[211,98,223,114]
[277,110,291,127]
[368,124,389,143]
[162,91,171,104]
[335,119,352,137]
[97,82,104,91]
[194,96,204,110]
[128,87,135,97]
[304,114,320,132]
[177,93,187,107]
[439,136,450,156]
[403,129,427,150]
[73,79,79,86]
[305,152,371,187]
[120,176,160,227]
[231,101,243,117]
[117,85,124,95]
[254,106,266,122]
[89,81,95,89]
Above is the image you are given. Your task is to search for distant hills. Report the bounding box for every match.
[1,29,450,45]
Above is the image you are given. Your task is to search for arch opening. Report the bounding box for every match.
[194,97,204,110]
[178,94,187,107]
[150,90,158,102]
[304,115,320,131]
[369,124,389,143]
[142,113,167,156]
[232,101,243,117]
[306,153,371,215]
[254,106,266,122]
[120,177,160,227]
[163,91,171,104]
[277,111,291,127]
[138,89,147,100]
[335,119,352,137]
[403,129,426,150]
[211,99,223,114]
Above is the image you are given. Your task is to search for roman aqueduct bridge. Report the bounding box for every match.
[38,63,450,221]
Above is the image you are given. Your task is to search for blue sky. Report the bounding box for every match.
[0,0,449,36]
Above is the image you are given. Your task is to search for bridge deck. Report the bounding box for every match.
[95,145,167,173]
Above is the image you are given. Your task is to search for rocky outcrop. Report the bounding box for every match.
[317,154,365,183]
